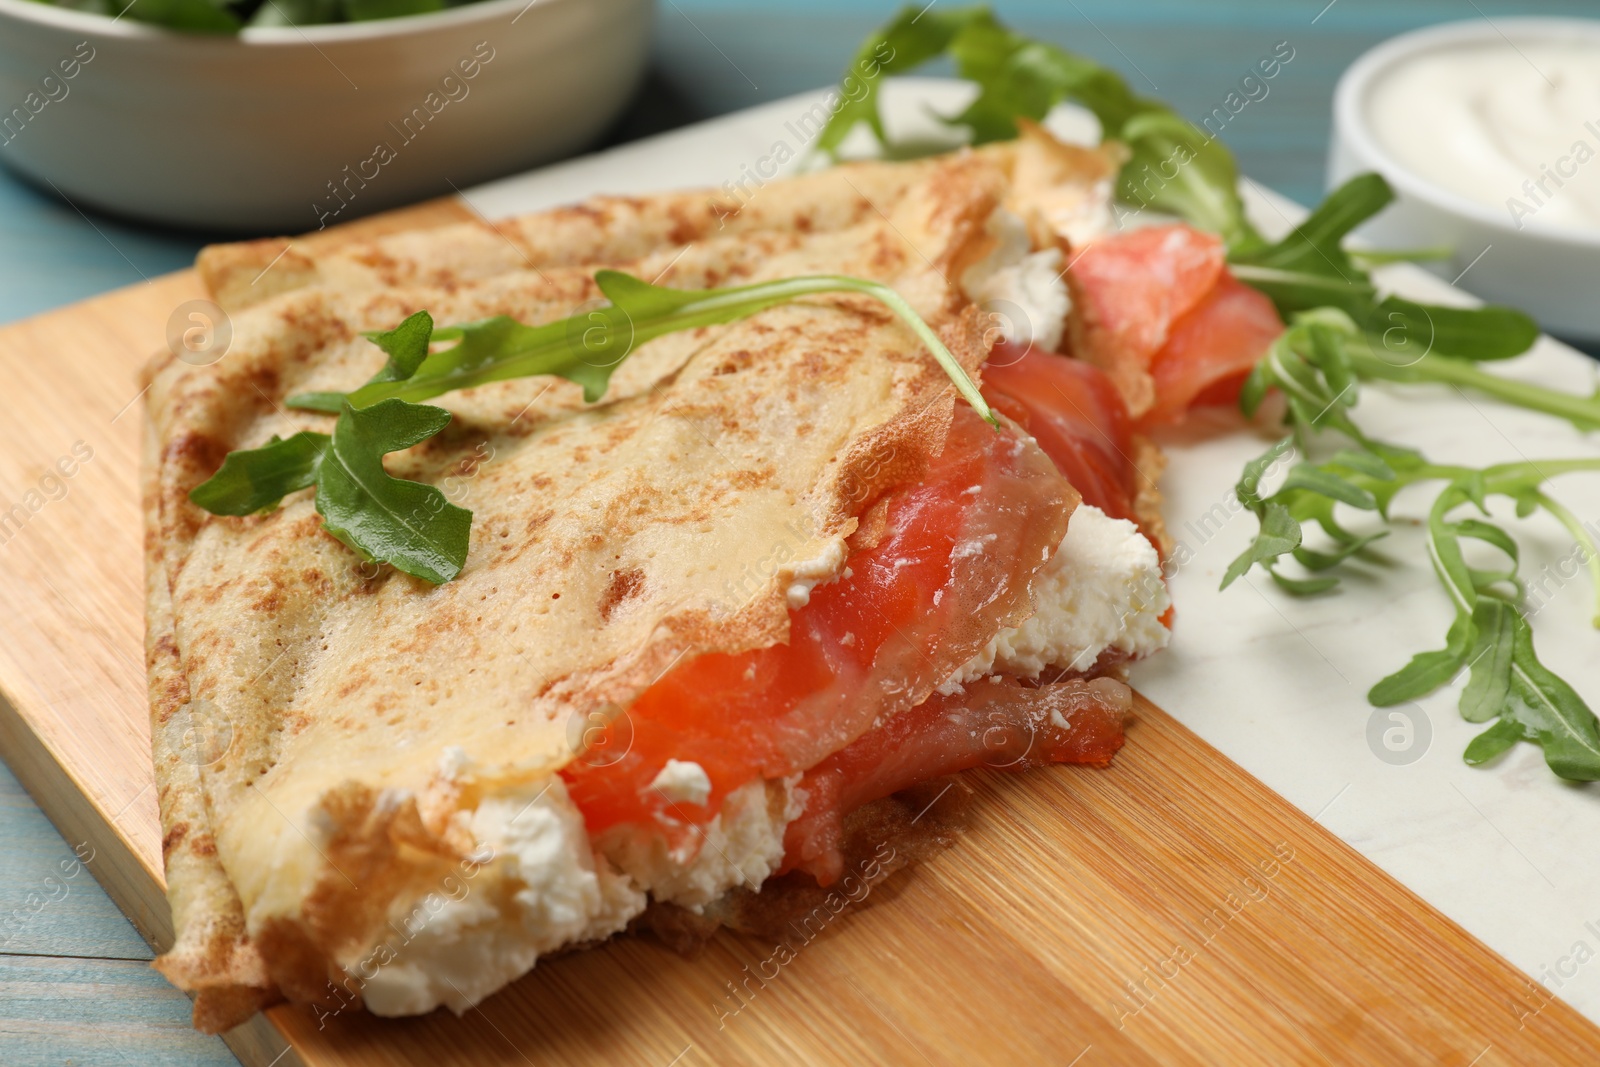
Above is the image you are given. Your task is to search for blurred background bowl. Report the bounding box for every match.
[0,0,652,232]
[1328,17,1600,344]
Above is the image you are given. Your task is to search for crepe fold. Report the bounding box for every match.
[145,149,1072,1030]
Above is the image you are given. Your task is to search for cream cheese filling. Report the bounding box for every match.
[940,503,1170,693]
[598,776,803,914]
[781,537,849,609]
[358,776,645,1017]
[356,773,802,1016]
[961,208,1072,353]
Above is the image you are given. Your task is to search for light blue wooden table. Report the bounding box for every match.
[0,2,1588,1063]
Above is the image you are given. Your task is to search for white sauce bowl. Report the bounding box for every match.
[1329,18,1600,343]
[0,0,652,232]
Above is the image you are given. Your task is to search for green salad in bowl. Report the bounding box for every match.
[25,0,488,31]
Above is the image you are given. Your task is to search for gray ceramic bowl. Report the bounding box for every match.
[0,0,653,231]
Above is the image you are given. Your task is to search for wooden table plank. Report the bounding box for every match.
[0,758,150,961]
[0,954,238,1066]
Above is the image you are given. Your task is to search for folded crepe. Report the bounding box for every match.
[145,133,1169,1033]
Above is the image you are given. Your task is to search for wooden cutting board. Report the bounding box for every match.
[0,199,1595,1067]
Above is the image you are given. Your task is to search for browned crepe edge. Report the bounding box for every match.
[196,157,951,313]
[1128,433,1172,560]
[144,415,281,1031]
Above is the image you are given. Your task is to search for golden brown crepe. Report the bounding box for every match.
[147,151,1016,1028]
[146,131,1144,1033]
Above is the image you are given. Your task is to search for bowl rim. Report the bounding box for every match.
[1333,15,1600,251]
[0,0,560,44]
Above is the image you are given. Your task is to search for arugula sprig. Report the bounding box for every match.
[819,5,1259,251]
[1228,173,1539,364]
[287,271,986,415]
[822,7,1539,359]
[190,270,992,584]
[1223,311,1600,781]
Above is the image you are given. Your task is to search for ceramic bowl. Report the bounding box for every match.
[0,0,652,231]
[1328,17,1600,343]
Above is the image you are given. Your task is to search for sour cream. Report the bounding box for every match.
[1366,42,1600,233]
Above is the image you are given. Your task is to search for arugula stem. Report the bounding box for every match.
[1532,490,1600,628]
[1349,349,1600,432]
[1228,263,1375,304]
[1484,458,1600,485]
[1347,246,1453,267]
[1426,487,1476,616]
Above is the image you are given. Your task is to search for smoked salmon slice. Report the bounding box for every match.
[982,341,1140,524]
[1145,273,1284,427]
[1068,223,1282,426]
[782,676,1131,885]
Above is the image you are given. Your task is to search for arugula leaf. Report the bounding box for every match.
[1461,598,1516,724]
[292,310,440,412]
[817,5,990,155]
[1371,299,1538,364]
[195,270,990,584]
[1506,612,1600,780]
[315,400,470,585]
[1369,614,1475,707]
[1231,310,1600,781]
[1281,465,1376,510]
[949,17,1154,145]
[1226,172,1539,363]
[187,432,329,516]
[1230,182,1538,364]
[817,5,1151,152]
[1220,502,1300,590]
[1235,438,1295,510]
[1116,111,1258,253]
[1463,717,1525,766]
[366,310,435,385]
[1233,173,1389,278]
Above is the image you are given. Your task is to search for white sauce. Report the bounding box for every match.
[1367,43,1600,232]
